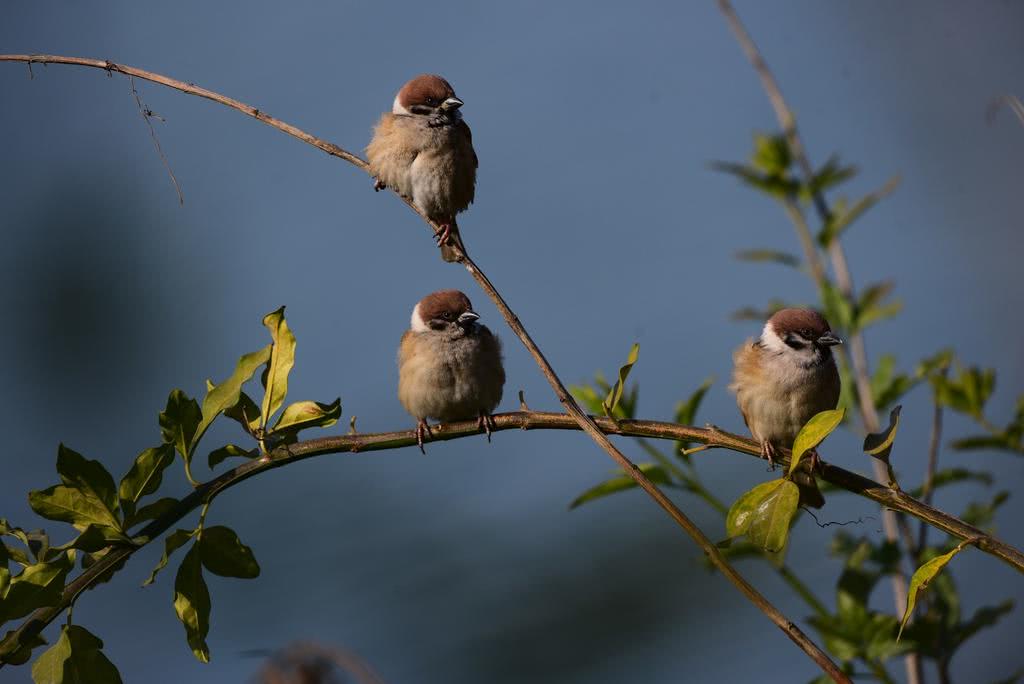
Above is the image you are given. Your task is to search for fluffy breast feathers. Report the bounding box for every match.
[366,114,477,220]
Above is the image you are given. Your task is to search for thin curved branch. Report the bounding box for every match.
[2,410,1022,669]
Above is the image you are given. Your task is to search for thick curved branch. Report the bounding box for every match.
[2,411,1022,669]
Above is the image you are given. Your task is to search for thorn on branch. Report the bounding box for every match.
[348,415,358,435]
[682,444,710,456]
[518,390,529,411]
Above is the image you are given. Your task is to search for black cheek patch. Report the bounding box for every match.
[410,105,434,115]
[784,335,806,350]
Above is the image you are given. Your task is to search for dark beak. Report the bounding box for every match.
[457,310,479,325]
[441,96,464,111]
[818,332,843,347]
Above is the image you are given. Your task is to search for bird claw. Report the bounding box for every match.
[761,441,778,470]
[477,412,496,442]
[373,178,386,192]
[433,222,452,246]
[415,419,433,454]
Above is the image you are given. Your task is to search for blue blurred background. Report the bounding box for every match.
[2,1,1022,682]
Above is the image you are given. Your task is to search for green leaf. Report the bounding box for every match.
[711,161,798,199]
[863,405,902,463]
[817,176,899,247]
[0,552,73,623]
[961,491,1009,529]
[142,529,194,586]
[196,345,273,451]
[602,343,639,417]
[789,408,845,476]
[951,434,1018,453]
[32,625,122,684]
[908,468,993,498]
[899,540,973,641]
[272,398,342,435]
[260,306,297,427]
[56,445,119,516]
[746,480,800,552]
[853,281,902,332]
[0,566,9,598]
[752,133,791,174]
[160,390,202,460]
[730,299,791,322]
[126,497,179,530]
[819,280,854,332]
[207,445,255,470]
[29,485,121,532]
[674,378,714,455]
[569,464,674,509]
[173,543,211,663]
[734,249,801,269]
[56,524,131,554]
[726,480,801,553]
[199,526,260,579]
[0,629,45,666]
[117,445,175,520]
[569,381,606,416]
[804,155,857,199]
[727,480,784,539]
[222,389,261,435]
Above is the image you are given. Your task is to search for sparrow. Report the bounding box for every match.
[730,308,843,508]
[398,289,505,452]
[366,74,477,262]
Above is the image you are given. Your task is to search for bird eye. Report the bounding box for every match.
[425,97,438,106]
[441,311,452,320]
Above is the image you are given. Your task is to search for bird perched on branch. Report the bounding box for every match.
[398,290,504,452]
[730,308,843,508]
[367,74,477,262]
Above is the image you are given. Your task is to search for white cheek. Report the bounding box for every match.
[392,94,411,115]
[760,323,788,355]
[410,303,430,333]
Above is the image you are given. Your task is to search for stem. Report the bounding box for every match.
[3,411,1022,669]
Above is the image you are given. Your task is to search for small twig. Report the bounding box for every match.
[518,389,529,411]
[987,95,1024,127]
[128,75,184,205]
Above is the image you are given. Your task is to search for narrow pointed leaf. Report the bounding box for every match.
[260,307,296,427]
[117,445,175,519]
[864,405,902,463]
[899,541,973,641]
[818,176,899,247]
[602,343,639,417]
[569,464,673,509]
[735,249,801,268]
[142,529,194,586]
[173,544,211,663]
[195,345,273,451]
[199,526,260,578]
[789,408,845,476]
